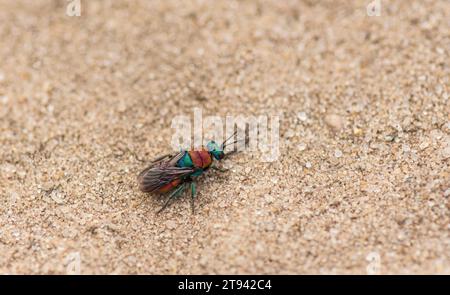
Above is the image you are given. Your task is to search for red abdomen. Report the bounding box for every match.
[188,149,212,169]
[157,179,181,193]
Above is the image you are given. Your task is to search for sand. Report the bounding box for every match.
[0,0,449,274]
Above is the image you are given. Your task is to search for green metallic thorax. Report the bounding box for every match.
[177,152,204,177]
[177,152,193,167]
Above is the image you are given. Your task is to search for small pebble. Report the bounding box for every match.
[353,127,363,136]
[50,190,65,204]
[402,144,411,153]
[297,112,307,122]
[384,135,395,142]
[419,141,429,150]
[444,189,450,197]
[442,146,450,159]
[324,114,344,131]
[303,186,313,193]
[264,195,274,204]
[118,102,127,113]
[165,220,177,230]
[285,129,295,139]
[334,149,343,158]
[298,143,307,151]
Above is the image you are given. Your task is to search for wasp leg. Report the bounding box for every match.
[190,182,196,214]
[157,183,186,214]
[211,166,228,173]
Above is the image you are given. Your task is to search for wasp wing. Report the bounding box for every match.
[138,151,195,193]
[149,152,181,166]
[138,166,195,193]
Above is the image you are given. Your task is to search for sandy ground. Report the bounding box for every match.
[0,0,449,274]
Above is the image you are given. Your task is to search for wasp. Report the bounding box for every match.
[138,132,239,213]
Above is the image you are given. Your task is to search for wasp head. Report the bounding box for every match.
[206,141,225,160]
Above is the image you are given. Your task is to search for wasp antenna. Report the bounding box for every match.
[223,138,247,152]
[221,130,238,149]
